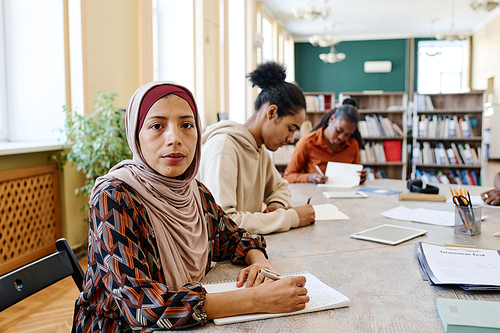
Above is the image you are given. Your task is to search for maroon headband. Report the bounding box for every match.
[137,85,197,132]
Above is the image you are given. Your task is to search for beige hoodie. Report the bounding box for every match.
[198,120,299,234]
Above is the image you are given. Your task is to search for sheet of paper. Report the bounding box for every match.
[317,162,363,188]
[313,203,350,221]
[421,243,500,286]
[381,205,487,227]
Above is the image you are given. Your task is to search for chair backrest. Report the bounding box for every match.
[0,238,85,312]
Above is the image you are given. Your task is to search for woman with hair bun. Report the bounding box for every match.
[283,102,366,184]
[198,62,315,235]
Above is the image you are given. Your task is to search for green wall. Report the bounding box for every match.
[295,39,408,97]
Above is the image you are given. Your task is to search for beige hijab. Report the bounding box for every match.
[92,81,208,291]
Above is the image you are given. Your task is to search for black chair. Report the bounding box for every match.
[0,238,85,312]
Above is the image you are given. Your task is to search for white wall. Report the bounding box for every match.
[472,13,500,104]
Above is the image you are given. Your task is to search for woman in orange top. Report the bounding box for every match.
[284,104,366,184]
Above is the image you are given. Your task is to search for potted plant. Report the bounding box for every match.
[52,92,132,212]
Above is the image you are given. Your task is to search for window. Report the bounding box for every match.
[262,16,273,63]
[0,1,7,140]
[0,0,66,142]
[227,0,246,124]
[418,40,469,94]
[153,0,195,93]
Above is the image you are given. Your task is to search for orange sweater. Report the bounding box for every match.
[284,127,360,183]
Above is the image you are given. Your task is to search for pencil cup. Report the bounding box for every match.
[454,205,481,236]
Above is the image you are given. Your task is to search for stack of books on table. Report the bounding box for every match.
[415,242,500,291]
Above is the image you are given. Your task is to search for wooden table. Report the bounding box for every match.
[189,179,500,332]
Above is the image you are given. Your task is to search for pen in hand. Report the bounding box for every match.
[259,269,282,280]
[315,165,326,178]
[307,196,312,205]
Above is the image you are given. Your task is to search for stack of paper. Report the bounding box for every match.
[415,242,500,290]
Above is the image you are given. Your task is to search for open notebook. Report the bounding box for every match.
[203,271,350,325]
[313,203,350,221]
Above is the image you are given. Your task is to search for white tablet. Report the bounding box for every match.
[350,224,427,245]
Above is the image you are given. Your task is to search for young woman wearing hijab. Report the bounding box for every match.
[198,62,315,235]
[283,104,366,184]
[74,82,309,332]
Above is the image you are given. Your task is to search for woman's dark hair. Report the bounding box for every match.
[312,104,364,148]
[246,62,306,117]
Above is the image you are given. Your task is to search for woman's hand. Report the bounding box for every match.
[359,169,367,184]
[239,249,273,287]
[293,205,315,227]
[253,276,309,313]
[236,261,274,288]
[264,202,285,213]
[482,189,500,206]
[308,173,327,184]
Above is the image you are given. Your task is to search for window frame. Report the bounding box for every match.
[0,0,8,141]
[417,40,469,94]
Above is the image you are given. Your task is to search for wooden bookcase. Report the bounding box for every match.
[410,91,484,186]
[273,92,336,172]
[339,92,409,180]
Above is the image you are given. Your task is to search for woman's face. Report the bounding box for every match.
[138,95,197,178]
[262,105,305,152]
[324,115,357,145]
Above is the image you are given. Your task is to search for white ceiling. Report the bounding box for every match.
[263,0,500,42]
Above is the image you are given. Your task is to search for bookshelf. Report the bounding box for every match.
[304,92,336,127]
[411,91,484,186]
[339,92,408,180]
[273,92,336,173]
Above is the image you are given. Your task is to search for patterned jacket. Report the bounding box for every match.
[74,178,267,332]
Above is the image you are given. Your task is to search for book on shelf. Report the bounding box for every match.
[363,115,401,138]
[417,142,479,167]
[305,94,334,112]
[305,95,318,112]
[417,114,480,139]
[272,145,295,166]
[415,94,435,111]
[361,142,389,163]
[365,167,387,180]
[415,169,481,186]
[383,140,402,162]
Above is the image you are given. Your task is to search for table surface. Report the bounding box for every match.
[184,179,500,332]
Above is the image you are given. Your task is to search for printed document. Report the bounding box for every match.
[421,243,500,286]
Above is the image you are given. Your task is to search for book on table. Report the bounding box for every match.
[203,271,350,325]
[436,298,500,332]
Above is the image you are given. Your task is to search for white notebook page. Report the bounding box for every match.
[203,271,350,325]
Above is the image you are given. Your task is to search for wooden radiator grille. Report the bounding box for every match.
[0,164,62,275]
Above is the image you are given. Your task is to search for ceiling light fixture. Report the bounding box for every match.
[292,1,330,21]
[471,0,499,11]
[308,34,341,48]
[319,46,346,64]
[436,0,467,41]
